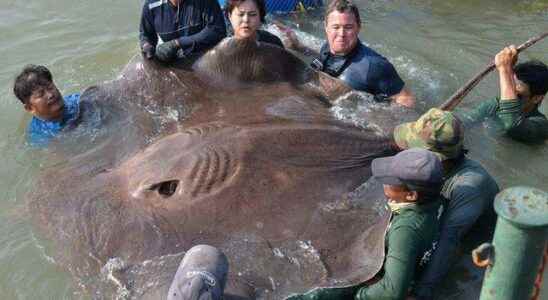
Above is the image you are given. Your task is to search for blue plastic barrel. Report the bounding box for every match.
[217,0,322,13]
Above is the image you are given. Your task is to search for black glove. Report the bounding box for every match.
[373,93,391,103]
[156,40,180,63]
[142,42,155,59]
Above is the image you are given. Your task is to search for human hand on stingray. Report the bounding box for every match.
[142,42,155,60]
[156,40,181,62]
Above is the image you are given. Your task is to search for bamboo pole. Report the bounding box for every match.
[439,32,548,111]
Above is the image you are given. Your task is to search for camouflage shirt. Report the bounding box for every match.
[456,97,548,144]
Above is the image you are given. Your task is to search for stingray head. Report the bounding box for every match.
[119,125,245,230]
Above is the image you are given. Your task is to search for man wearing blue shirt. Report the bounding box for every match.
[456,46,548,144]
[279,0,416,108]
[13,65,80,147]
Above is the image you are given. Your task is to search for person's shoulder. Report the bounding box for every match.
[393,204,437,227]
[388,211,431,244]
[192,0,223,9]
[64,93,81,104]
[26,116,51,147]
[528,108,548,120]
[454,157,491,175]
[195,0,219,4]
[63,93,81,120]
[388,214,417,235]
[203,0,223,5]
[446,158,499,191]
[145,0,168,10]
[63,93,80,110]
[145,0,169,5]
[353,43,396,73]
[27,116,43,133]
[319,41,330,53]
[315,42,330,61]
[354,42,387,62]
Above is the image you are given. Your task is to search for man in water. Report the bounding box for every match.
[139,0,227,63]
[13,64,80,147]
[280,0,416,107]
[288,148,443,300]
[393,108,499,299]
[456,46,548,144]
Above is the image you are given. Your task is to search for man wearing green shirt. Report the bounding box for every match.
[456,46,548,144]
[287,148,443,300]
[393,108,499,300]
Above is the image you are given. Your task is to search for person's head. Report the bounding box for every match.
[226,0,266,40]
[514,60,548,113]
[324,0,361,56]
[13,64,64,121]
[393,108,464,163]
[372,148,443,204]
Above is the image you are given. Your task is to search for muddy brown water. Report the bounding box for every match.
[0,0,546,298]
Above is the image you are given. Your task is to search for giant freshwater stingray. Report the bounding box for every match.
[28,38,417,299]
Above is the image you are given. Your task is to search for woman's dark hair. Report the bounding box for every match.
[514,60,548,97]
[325,0,361,27]
[225,0,267,23]
[13,64,53,105]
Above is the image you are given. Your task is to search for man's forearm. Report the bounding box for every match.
[498,67,517,101]
[495,45,518,101]
[177,25,226,53]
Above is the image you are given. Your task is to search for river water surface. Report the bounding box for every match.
[0,0,547,299]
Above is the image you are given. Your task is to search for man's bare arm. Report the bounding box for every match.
[495,45,518,101]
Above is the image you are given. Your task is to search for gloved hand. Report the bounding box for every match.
[142,42,155,59]
[156,40,180,63]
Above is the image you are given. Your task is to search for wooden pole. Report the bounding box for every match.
[439,32,548,111]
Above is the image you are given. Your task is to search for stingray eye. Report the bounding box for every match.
[148,180,180,198]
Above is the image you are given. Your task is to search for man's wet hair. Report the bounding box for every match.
[515,60,548,97]
[13,64,53,105]
[225,0,267,23]
[325,0,361,27]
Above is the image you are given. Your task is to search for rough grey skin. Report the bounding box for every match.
[28,38,415,299]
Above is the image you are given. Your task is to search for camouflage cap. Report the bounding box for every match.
[393,108,464,160]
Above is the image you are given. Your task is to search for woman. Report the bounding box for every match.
[225,0,285,48]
